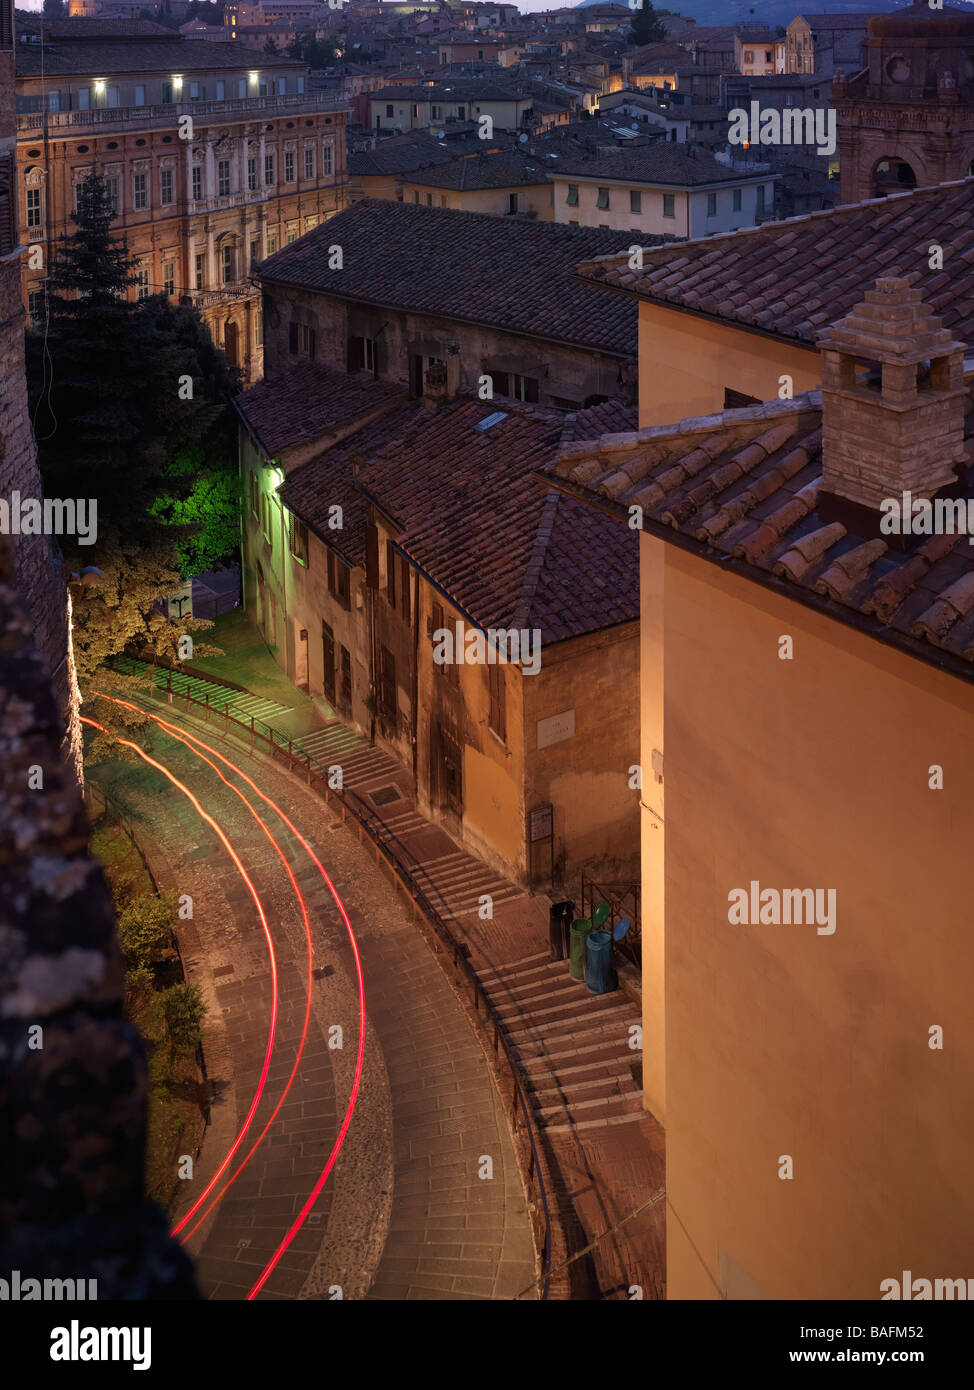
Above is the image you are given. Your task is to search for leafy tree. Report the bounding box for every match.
[42,0,66,15]
[629,1,667,46]
[150,983,207,1067]
[117,891,176,971]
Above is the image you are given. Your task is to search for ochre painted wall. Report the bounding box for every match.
[638,301,821,427]
[646,538,974,1299]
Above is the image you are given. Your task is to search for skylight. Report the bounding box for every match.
[474,412,508,432]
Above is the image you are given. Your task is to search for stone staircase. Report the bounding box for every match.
[477,951,644,1136]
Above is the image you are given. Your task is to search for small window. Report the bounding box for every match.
[596,186,610,209]
[163,260,175,296]
[192,166,202,200]
[304,145,315,179]
[732,187,742,212]
[218,159,231,196]
[662,192,675,217]
[385,104,394,118]
[195,251,204,290]
[267,228,279,255]
[160,167,174,205]
[133,172,148,211]
[706,191,717,217]
[216,80,226,100]
[285,219,299,244]
[221,244,234,284]
[134,84,146,107]
[327,550,351,610]
[756,185,766,214]
[248,157,257,192]
[630,189,641,214]
[28,289,44,326]
[134,264,150,300]
[321,142,333,177]
[264,152,275,185]
[284,150,295,183]
[25,186,41,228]
[290,514,309,566]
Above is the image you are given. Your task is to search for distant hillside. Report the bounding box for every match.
[578,0,974,29]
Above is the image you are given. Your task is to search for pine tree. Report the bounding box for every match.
[629,2,668,47]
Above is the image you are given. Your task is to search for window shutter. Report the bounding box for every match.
[365,523,379,590]
[386,539,396,608]
[308,328,317,361]
[289,322,298,353]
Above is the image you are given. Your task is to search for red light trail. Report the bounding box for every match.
[86,694,367,1300]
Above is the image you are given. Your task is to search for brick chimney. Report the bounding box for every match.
[818,277,968,522]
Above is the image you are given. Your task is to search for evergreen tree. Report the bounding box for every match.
[629,2,667,47]
[27,172,238,692]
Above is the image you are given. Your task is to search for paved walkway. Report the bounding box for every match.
[117,617,667,1298]
[91,702,537,1300]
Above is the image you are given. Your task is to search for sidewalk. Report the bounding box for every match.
[154,612,667,1298]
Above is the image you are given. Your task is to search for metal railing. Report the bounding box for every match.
[17,90,349,133]
[104,657,555,1297]
[581,874,641,969]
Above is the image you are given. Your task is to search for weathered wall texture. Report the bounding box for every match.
[0,552,197,1296]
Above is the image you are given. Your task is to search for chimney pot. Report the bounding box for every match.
[818,277,969,512]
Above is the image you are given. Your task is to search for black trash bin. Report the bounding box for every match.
[549,900,575,962]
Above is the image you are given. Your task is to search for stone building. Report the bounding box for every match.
[237,360,641,887]
[256,198,640,410]
[785,12,873,78]
[15,17,347,381]
[1,0,79,777]
[546,277,974,1299]
[832,1,974,204]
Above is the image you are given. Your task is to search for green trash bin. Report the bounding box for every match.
[569,918,592,980]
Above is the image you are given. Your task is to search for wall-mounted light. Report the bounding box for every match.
[267,465,284,488]
[173,74,184,92]
[94,79,106,95]
[249,70,259,86]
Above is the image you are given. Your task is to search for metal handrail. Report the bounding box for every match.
[102,656,554,1297]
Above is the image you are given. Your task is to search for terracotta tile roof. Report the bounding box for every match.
[404,151,551,190]
[574,178,974,349]
[564,398,639,441]
[278,400,425,567]
[552,144,770,187]
[543,386,974,678]
[16,36,305,77]
[354,398,639,641]
[259,199,640,357]
[235,363,407,459]
[347,132,473,177]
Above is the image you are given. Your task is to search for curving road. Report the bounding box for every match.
[86,696,538,1300]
